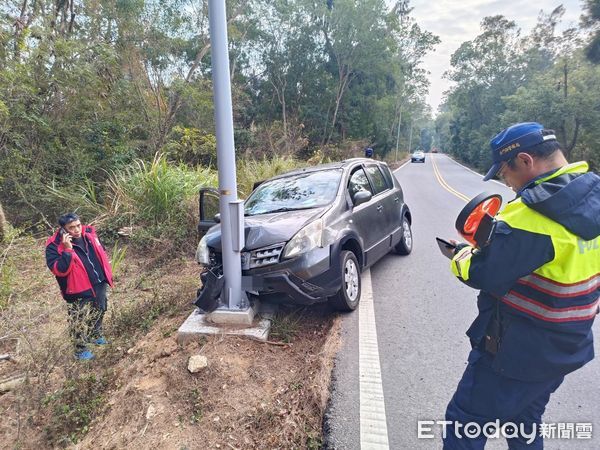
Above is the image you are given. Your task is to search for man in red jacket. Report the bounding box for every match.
[45,213,114,360]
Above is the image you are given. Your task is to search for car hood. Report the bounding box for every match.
[204,207,327,251]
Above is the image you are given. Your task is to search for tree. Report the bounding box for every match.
[440,8,600,172]
[582,0,600,63]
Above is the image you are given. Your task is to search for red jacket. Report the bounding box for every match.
[45,225,113,300]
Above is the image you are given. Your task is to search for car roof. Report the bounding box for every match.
[265,158,384,181]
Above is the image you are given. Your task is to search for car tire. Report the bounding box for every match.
[395,215,413,255]
[329,250,361,312]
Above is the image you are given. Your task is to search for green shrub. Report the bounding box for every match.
[164,126,217,167]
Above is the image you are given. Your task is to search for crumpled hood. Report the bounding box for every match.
[520,162,600,240]
[205,207,326,251]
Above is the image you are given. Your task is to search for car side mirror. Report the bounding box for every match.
[214,213,221,223]
[353,190,372,206]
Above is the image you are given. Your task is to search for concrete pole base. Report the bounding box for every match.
[207,306,255,326]
[177,302,277,344]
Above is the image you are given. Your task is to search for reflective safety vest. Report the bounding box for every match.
[493,199,599,323]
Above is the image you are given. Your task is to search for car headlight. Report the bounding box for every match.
[282,219,335,259]
[195,235,210,265]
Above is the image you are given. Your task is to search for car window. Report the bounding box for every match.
[244,169,342,216]
[365,165,389,194]
[201,191,220,221]
[379,164,395,189]
[348,168,373,200]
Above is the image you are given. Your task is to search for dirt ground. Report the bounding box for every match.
[0,236,341,449]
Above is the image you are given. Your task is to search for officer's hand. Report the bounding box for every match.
[450,239,471,255]
[62,232,73,250]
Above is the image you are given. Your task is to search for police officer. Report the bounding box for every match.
[444,122,600,449]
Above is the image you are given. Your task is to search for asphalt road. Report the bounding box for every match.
[324,153,600,449]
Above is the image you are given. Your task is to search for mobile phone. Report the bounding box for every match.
[436,237,457,259]
[60,228,70,238]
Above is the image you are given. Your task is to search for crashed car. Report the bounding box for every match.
[195,158,412,311]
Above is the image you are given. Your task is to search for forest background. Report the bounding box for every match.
[0,0,598,241]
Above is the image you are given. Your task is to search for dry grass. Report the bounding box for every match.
[0,235,341,449]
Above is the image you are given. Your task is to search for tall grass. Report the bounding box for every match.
[109,242,127,277]
[236,155,304,198]
[46,153,303,254]
[107,153,217,223]
[46,177,107,220]
[102,153,217,251]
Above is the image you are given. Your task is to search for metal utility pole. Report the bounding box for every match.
[208,0,246,310]
[408,119,414,153]
[394,106,403,162]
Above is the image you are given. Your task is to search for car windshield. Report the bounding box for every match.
[245,169,342,216]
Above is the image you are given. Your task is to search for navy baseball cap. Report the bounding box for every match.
[483,122,557,181]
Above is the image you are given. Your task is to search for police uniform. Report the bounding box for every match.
[444,123,600,449]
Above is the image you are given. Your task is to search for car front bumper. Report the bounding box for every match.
[199,246,341,306]
[243,246,341,304]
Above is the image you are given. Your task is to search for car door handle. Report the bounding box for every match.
[394,197,400,203]
[377,205,384,212]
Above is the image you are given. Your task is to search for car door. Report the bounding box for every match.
[378,163,404,246]
[347,166,389,266]
[198,187,220,236]
[364,163,398,258]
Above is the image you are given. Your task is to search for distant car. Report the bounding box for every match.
[196,159,413,311]
[411,151,425,163]
[431,148,439,153]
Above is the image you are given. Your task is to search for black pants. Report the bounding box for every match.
[67,282,108,350]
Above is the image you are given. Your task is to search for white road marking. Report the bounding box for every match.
[442,153,507,187]
[359,269,390,449]
[393,160,410,173]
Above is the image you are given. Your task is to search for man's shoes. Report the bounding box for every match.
[75,349,95,360]
[92,336,108,345]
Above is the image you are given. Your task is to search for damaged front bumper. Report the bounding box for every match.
[195,245,341,308]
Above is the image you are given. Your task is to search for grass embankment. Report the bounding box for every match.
[0,154,341,448]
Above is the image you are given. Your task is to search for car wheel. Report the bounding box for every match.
[329,250,361,312]
[395,215,413,255]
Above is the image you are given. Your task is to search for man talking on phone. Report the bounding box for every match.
[45,213,114,360]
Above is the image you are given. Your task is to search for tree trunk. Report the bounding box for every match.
[325,69,350,145]
[566,118,580,157]
[0,202,7,242]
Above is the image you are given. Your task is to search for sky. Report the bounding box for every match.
[407,0,584,114]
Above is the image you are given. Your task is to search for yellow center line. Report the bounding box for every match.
[430,155,470,203]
